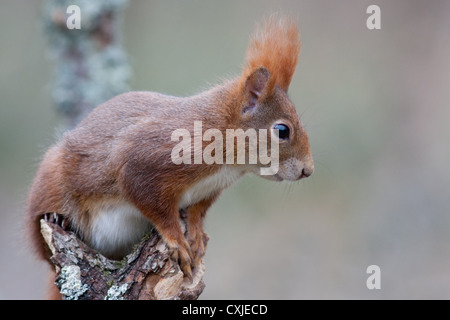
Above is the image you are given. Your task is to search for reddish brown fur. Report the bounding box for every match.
[26,16,313,298]
[244,15,300,93]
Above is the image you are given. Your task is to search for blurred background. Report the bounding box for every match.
[1,0,450,299]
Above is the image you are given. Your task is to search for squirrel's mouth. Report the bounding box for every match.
[273,173,284,181]
[263,172,283,182]
[255,170,283,182]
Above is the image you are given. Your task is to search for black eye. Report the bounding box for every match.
[273,124,290,140]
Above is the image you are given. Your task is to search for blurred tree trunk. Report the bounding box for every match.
[43,0,131,129]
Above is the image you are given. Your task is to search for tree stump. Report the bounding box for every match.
[40,219,205,300]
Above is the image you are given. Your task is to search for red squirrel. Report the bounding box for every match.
[27,16,314,294]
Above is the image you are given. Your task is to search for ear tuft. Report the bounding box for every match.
[244,15,300,92]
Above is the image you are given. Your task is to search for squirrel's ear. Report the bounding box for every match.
[243,67,271,111]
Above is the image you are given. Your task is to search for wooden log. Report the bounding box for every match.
[40,219,205,300]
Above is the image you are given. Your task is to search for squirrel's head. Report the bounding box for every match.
[236,15,314,181]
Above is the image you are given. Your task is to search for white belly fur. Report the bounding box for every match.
[178,165,244,209]
[88,166,243,259]
[89,198,153,259]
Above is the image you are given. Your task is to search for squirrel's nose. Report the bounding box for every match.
[301,167,312,178]
[298,157,314,180]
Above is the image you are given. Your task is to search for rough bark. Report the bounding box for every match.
[40,219,205,300]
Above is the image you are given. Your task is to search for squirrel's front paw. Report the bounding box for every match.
[167,239,194,282]
[187,228,209,268]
